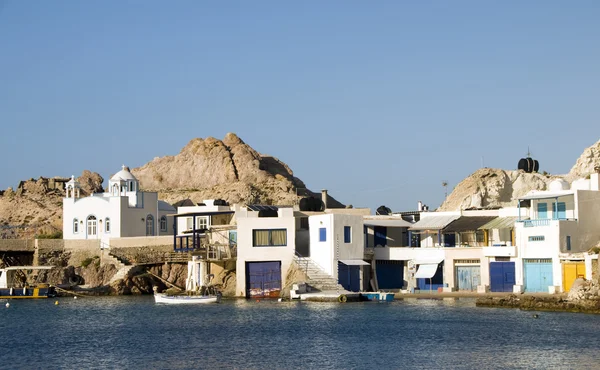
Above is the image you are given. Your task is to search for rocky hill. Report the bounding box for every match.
[439,139,600,211]
[132,133,344,207]
[0,133,343,236]
[0,171,104,237]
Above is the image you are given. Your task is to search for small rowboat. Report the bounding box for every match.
[154,293,221,304]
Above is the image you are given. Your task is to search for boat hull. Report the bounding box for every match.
[360,292,395,302]
[154,293,220,304]
[0,286,56,299]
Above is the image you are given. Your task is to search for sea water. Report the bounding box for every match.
[1,296,599,369]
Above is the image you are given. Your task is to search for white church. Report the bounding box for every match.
[63,165,175,240]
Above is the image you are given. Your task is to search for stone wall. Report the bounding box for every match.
[110,245,175,265]
[0,239,34,251]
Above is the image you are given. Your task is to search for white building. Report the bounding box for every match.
[62,165,175,241]
[514,173,600,293]
[235,205,296,298]
[308,213,366,292]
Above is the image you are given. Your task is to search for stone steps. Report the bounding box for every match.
[109,265,135,284]
[294,256,345,292]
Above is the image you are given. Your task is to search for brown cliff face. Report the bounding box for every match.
[0,171,104,237]
[438,139,600,211]
[131,133,341,207]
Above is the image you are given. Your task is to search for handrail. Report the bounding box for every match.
[293,251,331,277]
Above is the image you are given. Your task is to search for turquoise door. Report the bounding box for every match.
[524,259,553,292]
[456,266,481,291]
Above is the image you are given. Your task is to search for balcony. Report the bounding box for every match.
[520,218,576,228]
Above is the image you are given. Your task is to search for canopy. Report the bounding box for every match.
[409,215,460,231]
[479,217,519,230]
[414,264,439,279]
[443,216,496,233]
[339,259,370,266]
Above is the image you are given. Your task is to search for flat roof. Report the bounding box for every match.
[479,217,519,230]
[2,266,54,271]
[519,190,575,200]
[364,219,414,228]
[168,211,235,217]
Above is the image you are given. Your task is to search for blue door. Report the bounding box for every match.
[246,261,281,298]
[376,260,404,290]
[374,226,387,247]
[524,259,553,292]
[338,262,361,292]
[456,266,481,291]
[489,262,515,292]
[417,263,444,291]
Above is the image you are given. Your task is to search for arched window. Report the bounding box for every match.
[67,185,73,198]
[105,218,111,233]
[146,215,154,236]
[129,181,134,191]
[160,216,167,232]
[87,215,97,236]
[73,218,79,233]
[112,184,119,196]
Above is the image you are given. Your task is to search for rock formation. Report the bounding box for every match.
[132,133,343,207]
[439,139,600,211]
[438,168,556,211]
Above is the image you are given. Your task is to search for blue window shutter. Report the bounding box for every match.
[344,226,351,243]
[566,236,571,251]
[537,203,548,219]
[319,227,326,242]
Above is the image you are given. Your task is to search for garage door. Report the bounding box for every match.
[562,261,585,293]
[456,265,481,291]
[338,262,361,292]
[524,259,553,293]
[490,262,515,292]
[376,260,404,290]
[246,261,281,298]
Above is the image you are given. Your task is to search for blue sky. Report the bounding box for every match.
[1,1,598,211]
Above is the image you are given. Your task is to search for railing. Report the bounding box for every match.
[522,219,550,228]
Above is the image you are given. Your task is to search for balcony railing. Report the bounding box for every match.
[520,218,577,228]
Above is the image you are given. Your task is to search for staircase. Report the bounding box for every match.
[102,252,134,284]
[295,256,345,292]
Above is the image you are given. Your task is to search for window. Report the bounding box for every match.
[129,181,134,191]
[537,203,548,219]
[73,219,79,233]
[300,217,309,230]
[253,229,287,247]
[105,218,110,233]
[187,216,208,230]
[87,216,97,236]
[566,235,571,251]
[319,227,327,242]
[554,202,566,219]
[197,216,208,230]
[160,216,167,232]
[344,226,351,243]
[528,235,545,242]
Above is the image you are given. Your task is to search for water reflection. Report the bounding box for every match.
[2,296,600,369]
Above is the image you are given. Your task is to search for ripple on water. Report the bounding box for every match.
[2,296,600,369]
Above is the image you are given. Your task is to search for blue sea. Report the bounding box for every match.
[1,296,599,369]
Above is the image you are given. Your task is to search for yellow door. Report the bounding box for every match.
[563,262,585,292]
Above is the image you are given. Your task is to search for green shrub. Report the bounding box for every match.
[36,231,63,239]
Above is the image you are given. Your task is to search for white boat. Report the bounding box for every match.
[153,292,221,304]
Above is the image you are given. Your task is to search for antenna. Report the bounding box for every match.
[442,180,448,199]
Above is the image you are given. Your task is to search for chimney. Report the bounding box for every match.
[417,201,423,211]
[592,167,600,191]
[321,189,328,210]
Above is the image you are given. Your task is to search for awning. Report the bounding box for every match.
[478,217,519,230]
[413,257,444,265]
[364,219,414,228]
[339,259,370,266]
[409,214,460,231]
[414,264,439,279]
[443,216,496,233]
